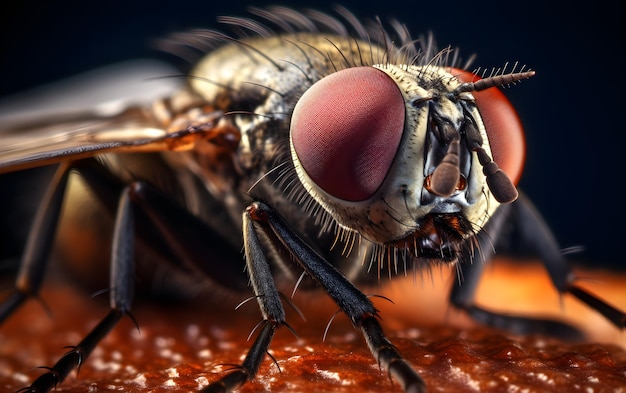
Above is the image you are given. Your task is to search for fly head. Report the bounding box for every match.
[290,63,532,265]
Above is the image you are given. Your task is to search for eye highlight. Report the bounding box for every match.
[290,67,406,201]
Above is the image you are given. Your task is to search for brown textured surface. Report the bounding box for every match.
[1,259,625,392]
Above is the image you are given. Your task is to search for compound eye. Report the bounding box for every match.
[290,67,405,201]
[454,69,526,185]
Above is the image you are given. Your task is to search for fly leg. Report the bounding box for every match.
[450,201,584,338]
[10,155,247,392]
[511,194,625,329]
[201,201,286,393]
[74,157,247,292]
[0,160,132,391]
[0,162,71,323]
[204,201,425,393]
[450,254,586,339]
[18,185,136,393]
[450,194,625,338]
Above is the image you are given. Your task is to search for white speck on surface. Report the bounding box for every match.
[196,376,209,389]
[198,349,212,358]
[527,372,553,385]
[317,370,340,381]
[217,341,236,350]
[91,357,122,372]
[449,366,480,391]
[12,372,29,383]
[158,348,183,362]
[155,336,176,348]
[396,327,422,339]
[166,367,179,378]
[316,369,353,386]
[187,324,200,335]
[335,332,357,343]
[587,376,599,383]
[506,385,527,393]
[162,379,177,388]
[131,373,147,388]
[210,326,228,340]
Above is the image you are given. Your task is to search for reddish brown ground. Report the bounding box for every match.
[1,259,625,392]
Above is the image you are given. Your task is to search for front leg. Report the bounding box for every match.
[205,201,425,393]
[201,204,285,393]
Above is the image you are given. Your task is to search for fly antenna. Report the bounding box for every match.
[464,120,519,203]
[474,147,519,203]
[454,70,535,94]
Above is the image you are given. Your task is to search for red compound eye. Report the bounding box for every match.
[453,69,526,185]
[290,67,405,201]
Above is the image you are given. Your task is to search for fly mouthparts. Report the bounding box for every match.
[426,138,463,197]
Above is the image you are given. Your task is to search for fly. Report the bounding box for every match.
[0,6,624,393]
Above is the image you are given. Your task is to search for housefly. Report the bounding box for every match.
[1,6,624,393]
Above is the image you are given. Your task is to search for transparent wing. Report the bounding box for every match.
[0,60,192,173]
[0,108,180,173]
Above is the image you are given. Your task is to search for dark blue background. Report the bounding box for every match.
[0,1,624,269]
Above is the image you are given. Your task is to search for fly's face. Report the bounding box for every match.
[290,64,525,262]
